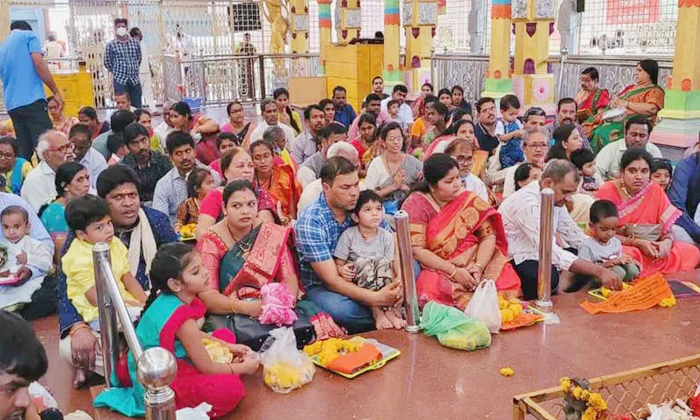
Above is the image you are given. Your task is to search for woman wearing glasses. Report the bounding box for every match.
[0,136,32,195]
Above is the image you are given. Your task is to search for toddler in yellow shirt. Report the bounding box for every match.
[62,195,147,330]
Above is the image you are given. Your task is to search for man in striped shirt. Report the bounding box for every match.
[104,18,142,108]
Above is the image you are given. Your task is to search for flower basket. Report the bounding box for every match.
[513,353,700,420]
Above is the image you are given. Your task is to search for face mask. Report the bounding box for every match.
[116,27,128,37]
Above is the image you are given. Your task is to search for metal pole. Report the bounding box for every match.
[557,47,568,100]
[536,189,555,312]
[93,242,119,388]
[394,210,421,333]
[258,55,267,99]
[138,347,178,420]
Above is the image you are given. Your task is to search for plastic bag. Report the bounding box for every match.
[176,403,212,420]
[464,279,502,334]
[260,327,315,394]
[421,301,492,351]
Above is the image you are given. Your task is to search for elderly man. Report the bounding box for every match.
[249,98,296,146]
[595,115,662,181]
[0,311,49,420]
[381,84,413,128]
[575,67,610,120]
[57,166,176,385]
[348,93,391,141]
[21,130,74,212]
[291,104,325,165]
[546,97,592,151]
[298,141,362,215]
[153,132,221,226]
[502,129,550,198]
[499,159,622,300]
[69,124,107,189]
[297,122,348,188]
[0,21,61,160]
[295,157,401,333]
[154,100,176,150]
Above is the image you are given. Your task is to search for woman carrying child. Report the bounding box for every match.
[595,148,700,276]
[402,154,520,309]
[175,167,215,233]
[94,242,259,418]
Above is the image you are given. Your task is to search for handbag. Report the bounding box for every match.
[206,307,315,352]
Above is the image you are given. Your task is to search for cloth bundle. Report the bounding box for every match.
[259,283,298,326]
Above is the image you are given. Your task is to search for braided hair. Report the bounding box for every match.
[141,243,197,317]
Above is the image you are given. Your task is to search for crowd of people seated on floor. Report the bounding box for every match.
[2,19,700,419]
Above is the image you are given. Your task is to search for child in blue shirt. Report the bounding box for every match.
[496,95,526,168]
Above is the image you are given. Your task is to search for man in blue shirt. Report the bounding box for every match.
[668,147,700,244]
[104,18,142,108]
[0,21,60,159]
[332,86,357,128]
[295,156,401,333]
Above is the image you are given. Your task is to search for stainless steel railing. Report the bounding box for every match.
[93,242,177,419]
[536,189,555,312]
[395,211,421,333]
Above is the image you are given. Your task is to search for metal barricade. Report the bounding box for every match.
[93,242,177,420]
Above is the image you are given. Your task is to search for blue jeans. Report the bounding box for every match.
[113,80,142,108]
[305,285,375,334]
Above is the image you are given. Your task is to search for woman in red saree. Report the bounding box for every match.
[197,180,300,317]
[596,148,700,277]
[250,139,301,224]
[402,154,520,309]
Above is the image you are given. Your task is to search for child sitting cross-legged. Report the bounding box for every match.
[333,190,406,330]
[63,195,148,331]
[94,243,259,418]
[567,199,640,292]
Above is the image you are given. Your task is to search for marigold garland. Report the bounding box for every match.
[560,377,609,420]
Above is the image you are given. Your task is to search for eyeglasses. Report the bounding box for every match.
[48,143,75,153]
[386,136,403,143]
[0,152,15,159]
[526,143,548,149]
[454,155,473,164]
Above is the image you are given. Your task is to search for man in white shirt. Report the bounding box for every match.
[249,98,296,147]
[381,84,413,129]
[291,104,325,165]
[595,115,662,181]
[297,123,347,188]
[499,159,621,300]
[444,137,489,202]
[21,130,75,213]
[154,101,175,150]
[298,142,362,215]
[503,128,549,198]
[68,124,107,190]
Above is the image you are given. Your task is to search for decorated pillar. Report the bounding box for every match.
[403,0,437,90]
[0,0,10,41]
[383,0,402,86]
[290,0,309,53]
[482,0,513,100]
[511,0,556,112]
[336,0,361,44]
[650,0,700,150]
[318,0,332,73]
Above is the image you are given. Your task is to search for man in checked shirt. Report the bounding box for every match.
[105,18,142,108]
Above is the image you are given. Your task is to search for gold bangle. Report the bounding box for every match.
[472,263,484,272]
[229,297,238,314]
[228,363,236,375]
[70,323,90,337]
[448,266,458,279]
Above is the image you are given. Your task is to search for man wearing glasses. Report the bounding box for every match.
[21,130,76,213]
[502,129,550,198]
[594,116,662,181]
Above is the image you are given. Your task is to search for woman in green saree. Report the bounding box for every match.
[197,180,300,317]
[583,60,665,153]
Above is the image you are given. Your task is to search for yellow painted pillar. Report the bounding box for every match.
[337,0,360,44]
[511,0,555,112]
[0,0,10,41]
[290,0,309,53]
[383,0,402,85]
[404,0,437,91]
[482,0,513,99]
[650,0,700,149]
[318,0,332,73]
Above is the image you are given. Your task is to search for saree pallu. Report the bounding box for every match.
[257,164,302,221]
[584,85,665,153]
[596,181,700,277]
[575,88,610,122]
[403,191,520,310]
[218,222,298,299]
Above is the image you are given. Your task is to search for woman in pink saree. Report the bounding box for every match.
[402,153,520,309]
[596,148,700,277]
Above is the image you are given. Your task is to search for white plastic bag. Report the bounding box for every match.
[464,280,502,334]
[176,403,212,420]
[260,327,315,394]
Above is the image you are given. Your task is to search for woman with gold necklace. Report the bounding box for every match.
[401,153,520,309]
[197,180,300,318]
[596,148,700,277]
